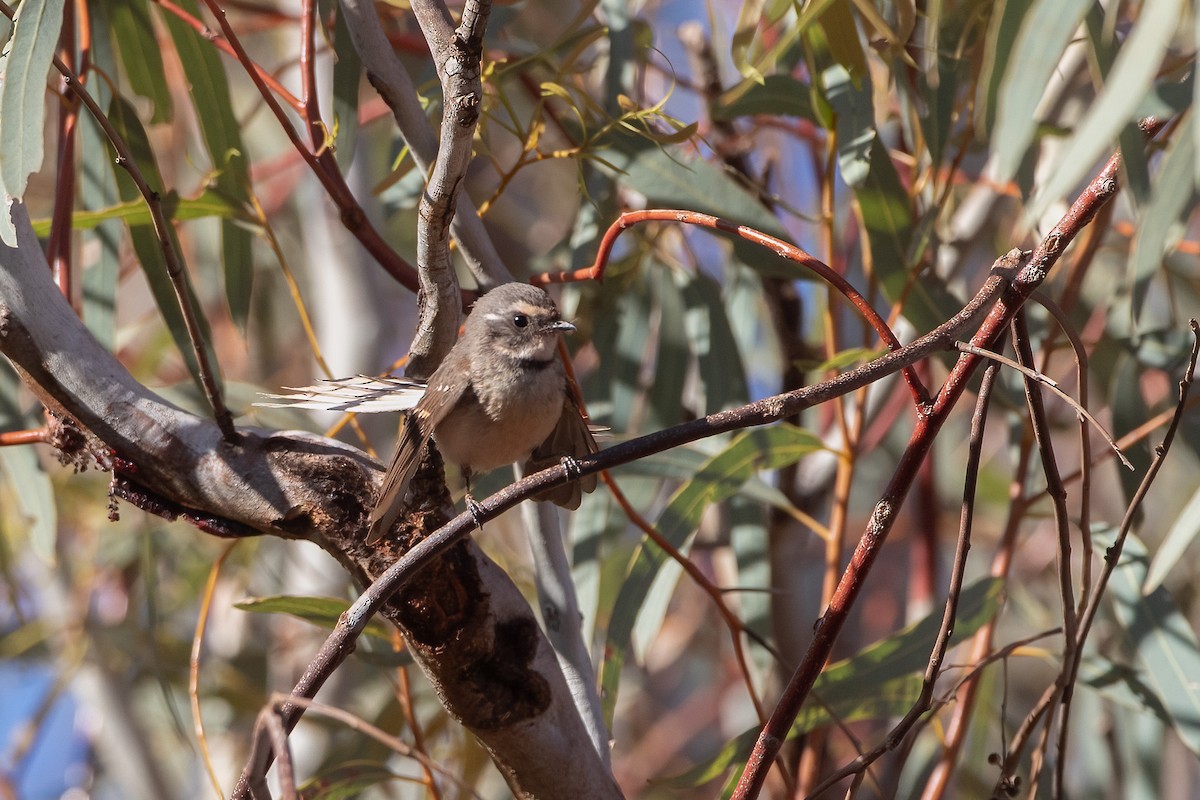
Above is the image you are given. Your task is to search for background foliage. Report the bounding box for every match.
[0,0,1199,798]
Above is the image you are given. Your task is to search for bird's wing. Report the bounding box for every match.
[255,375,426,413]
[525,396,599,510]
[366,375,467,544]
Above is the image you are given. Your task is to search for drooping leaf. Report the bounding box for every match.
[0,0,65,199]
[1100,526,1200,756]
[0,363,55,565]
[852,139,965,334]
[162,0,255,331]
[331,3,363,170]
[79,0,123,349]
[991,0,1091,182]
[821,63,874,188]
[1028,0,1183,219]
[1127,114,1196,320]
[1144,484,1200,592]
[107,95,220,396]
[815,0,867,80]
[108,0,172,124]
[0,446,56,565]
[731,0,770,83]
[713,74,815,123]
[681,273,750,414]
[297,761,398,799]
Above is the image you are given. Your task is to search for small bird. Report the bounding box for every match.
[259,283,597,544]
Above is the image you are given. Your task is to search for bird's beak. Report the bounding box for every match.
[547,320,577,335]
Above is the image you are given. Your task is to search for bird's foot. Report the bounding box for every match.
[465,494,486,530]
[559,454,583,480]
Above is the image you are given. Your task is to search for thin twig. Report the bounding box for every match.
[1030,291,1095,797]
[190,542,238,800]
[954,338,1130,469]
[534,208,932,407]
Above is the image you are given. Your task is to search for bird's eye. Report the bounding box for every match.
[512,313,529,328]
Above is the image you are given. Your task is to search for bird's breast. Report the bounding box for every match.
[433,362,565,474]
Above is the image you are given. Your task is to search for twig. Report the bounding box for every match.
[534,208,931,407]
[953,339,1130,469]
[190,542,238,800]
[1029,291,1096,797]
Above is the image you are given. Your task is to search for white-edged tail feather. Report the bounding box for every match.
[255,375,426,413]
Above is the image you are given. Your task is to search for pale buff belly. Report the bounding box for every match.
[432,376,563,476]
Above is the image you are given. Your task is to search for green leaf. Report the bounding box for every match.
[1028,0,1183,219]
[332,4,363,170]
[0,0,64,198]
[107,95,221,397]
[991,0,1091,182]
[297,760,397,799]
[594,132,787,239]
[162,0,255,330]
[809,346,886,372]
[80,0,123,349]
[977,0,1036,134]
[821,63,874,188]
[1144,484,1200,592]
[731,0,770,83]
[1101,526,1200,756]
[235,595,395,642]
[1127,114,1197,320]
[0,431,57,565]
[600,425,826,724]
[713,74,815,122]
[852,139,964,334]
[0,361,54,562]
[647,266,688,429]
[682,273,750,413]
[108,0,172,124]
[815,0,866,80]
[28,189,249,236]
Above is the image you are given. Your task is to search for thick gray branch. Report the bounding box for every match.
[338,0,512,290]
[394,0,495,376]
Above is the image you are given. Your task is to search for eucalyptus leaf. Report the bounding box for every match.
[235,595,395,642]
[0,0,64,198]
[163,0,255,331]
[1028,0,1183,219]
[1100,526,1200,756]
[991,0,1090,182]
